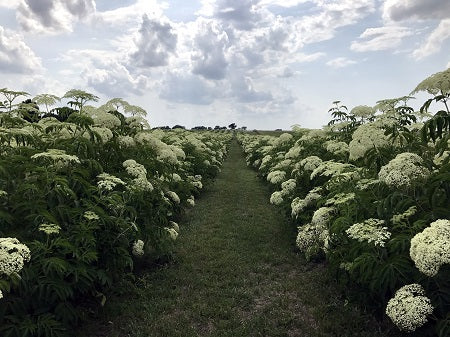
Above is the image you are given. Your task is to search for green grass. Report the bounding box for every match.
[77,140,400,337]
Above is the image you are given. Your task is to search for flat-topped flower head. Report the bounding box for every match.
[346,218,391,247]
[31,149,80,166]
[38,223,61,235]
[97,173,125,191]
[386,284,433,332]
[410,219,450,277]
[267,170,286,184]
[0,238,31,276]
[132,240,144,257]
[378,152,430,189]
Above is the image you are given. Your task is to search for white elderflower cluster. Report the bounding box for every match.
[0,238,31,275]
[411,67,450,96]
[378,152,430,189]
[386,284,434,332]
[285,145,302,159]
[92,111,121,129]
[187,195,195,207]
[410,219,450,277]
[391,206,417,226]
[356,178,380,190]
[324,140,349,156]
[84,211,100,221]
[311,207,335,227]
[291,187,322,218]
[299,129,327,142]
[267,170,286,184]
[260,155,272,169]
[0,190,7,198]
[117,135,136,148]
[346,218,391,247]
[325,193,355,206]
[165,227,179,240]
[166,191,180,204]
[123,159,153,191]
[97,173,125,191]
[310,161,354,180]
[38,223,61,235]
[170,221,179,233]
[270,191,284,205]
[350,105,375,119]
[296,222,328,260]
[91,126,114,143]
[132,240,145,257]
[433,151,449,167]
[273,159,292,170]
[31,149,80,166]
[349,123,390,161]
[281,179,296,195]
[273,133,293,147]
[299,156,322,172]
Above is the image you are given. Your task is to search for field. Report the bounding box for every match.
[1,66,449,337]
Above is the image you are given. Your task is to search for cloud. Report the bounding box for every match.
[350,26,413,52]
[382,0,450,22]
[0,25,42,74]
[213,0,264,31]
[231,76,273,102]
[0,0,20,9]
[191,19,229,80]
[130,14,177,68]
[16,0,96,34]
[412,19,450,60]
[62,49,149,97]
[159,72,220,105]
[291,0,376,45]
[326,57,357,68]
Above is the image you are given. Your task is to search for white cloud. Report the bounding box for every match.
[96,0,167,27]
[16,0,96,34]
[412,19,450,60]
[292,0,376,45]
[130,14,177,68]
[159,71,221,105]
[0,25,41,74]
[259,0,310,7]
[0,0,20,9]
[382,0,450,22]
[191,19,229,80]
[326,57,357,68]
[61,49,149,97]
[350,26,413,52]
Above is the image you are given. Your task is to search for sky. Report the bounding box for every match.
[0,0,449,130]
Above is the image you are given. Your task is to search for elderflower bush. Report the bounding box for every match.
[237,67,450,335]
[0,87,232,336]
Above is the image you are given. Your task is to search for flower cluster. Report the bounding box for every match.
[166,191,180,204]
[186,195,195,207]
[324,140,349,156]
[378,152,430,189]
[291,187,322,218]
[165,227,179,240]
[410,219,450,277]
[346,218,391,247]
[0,238,31,275]
[386,284,434,332]
[270,191,284,205]
[325,192,355,206]
[31,149,80,166]
[296,222,329,260]
[267,170,286,184]
[123,159,153,191]
[132,240,145,257]
[348,122,390,161]
[97,173,126,191]
[38,223,61,235]
[299,156,322,172]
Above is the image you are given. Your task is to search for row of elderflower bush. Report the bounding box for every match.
[237,67,450,336]
[0,89,232,337]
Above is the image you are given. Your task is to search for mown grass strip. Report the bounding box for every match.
[79,139,399,337]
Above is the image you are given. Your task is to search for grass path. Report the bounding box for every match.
[80,139,397,337]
